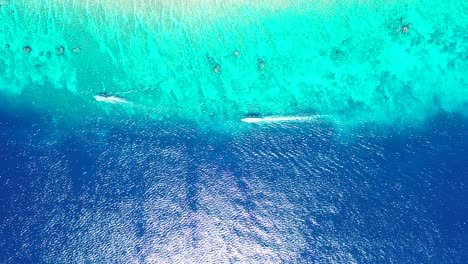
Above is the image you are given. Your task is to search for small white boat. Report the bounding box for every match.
[241,115,319,123]
[94,93,128,104]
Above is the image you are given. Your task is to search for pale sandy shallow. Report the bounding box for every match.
[18,0,415,16]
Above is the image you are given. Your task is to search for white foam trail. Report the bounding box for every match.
[241,115,321,123]
[94,95,128,104]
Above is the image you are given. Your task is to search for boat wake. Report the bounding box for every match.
[94,93,128,104]
[241,115,324,123]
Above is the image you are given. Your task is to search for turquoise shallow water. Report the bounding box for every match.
[0,0,467,125]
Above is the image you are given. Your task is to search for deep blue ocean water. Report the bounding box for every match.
[0,96,466,263]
